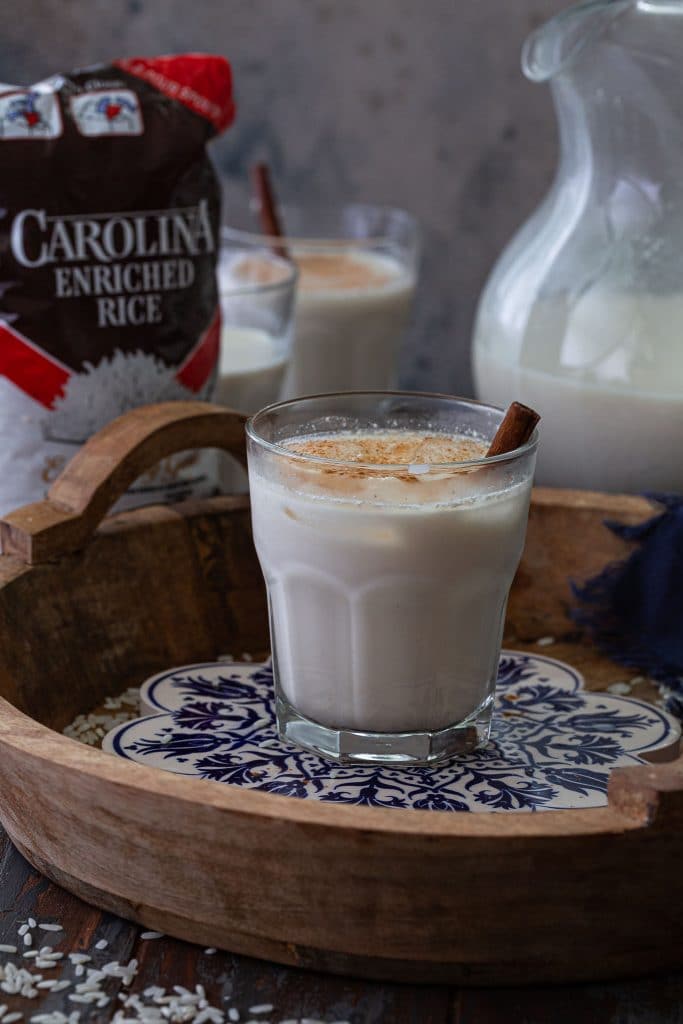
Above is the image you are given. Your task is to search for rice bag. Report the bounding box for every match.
[0,54,235,516]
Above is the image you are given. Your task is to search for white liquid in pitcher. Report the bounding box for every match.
[282,250,416,398]
[474,292,683,493]
[249,431,532,733]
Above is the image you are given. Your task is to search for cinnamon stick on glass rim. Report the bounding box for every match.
[250,162,290,260]
[486,401,540,458]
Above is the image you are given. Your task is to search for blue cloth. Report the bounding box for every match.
[571,494,683,717]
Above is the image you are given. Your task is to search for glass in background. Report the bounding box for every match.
[214,245,297,493]
[222,203,419,399]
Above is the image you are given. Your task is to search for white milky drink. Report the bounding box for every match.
[283,249,416,398]
[246,395,537,765]
[215,326,288,414]
[474,292,683,492]
[215,250,296,493]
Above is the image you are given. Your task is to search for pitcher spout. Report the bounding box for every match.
[523,0,632,81]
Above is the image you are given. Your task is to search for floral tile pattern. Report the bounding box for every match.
[102,652,679,813]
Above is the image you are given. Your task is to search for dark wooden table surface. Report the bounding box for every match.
[1,829,682,1023]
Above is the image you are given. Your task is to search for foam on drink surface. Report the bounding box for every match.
[294,251,404,292]
[274,430,494,506]
[286,430,487,464]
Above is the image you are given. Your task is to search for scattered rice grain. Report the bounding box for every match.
[0,948,16,955]
[193,1011,222,1024]
[94,940,108,951]
[535,636,555,647]
[37,925,62,934]
[248,1008,273,1016]
[140,932,164,941]
[31,1014,80,1024]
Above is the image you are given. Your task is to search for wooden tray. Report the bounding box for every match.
[0,402,681,987]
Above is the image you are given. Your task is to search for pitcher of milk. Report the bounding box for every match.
[473,0,683,493]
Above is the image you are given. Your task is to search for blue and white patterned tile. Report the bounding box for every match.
[103,652,679,813]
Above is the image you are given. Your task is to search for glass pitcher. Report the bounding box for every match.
[472,0,683,493]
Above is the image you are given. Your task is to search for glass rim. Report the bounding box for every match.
[221,202,419,251]
[218,248,299,298]
[246,391,539,471]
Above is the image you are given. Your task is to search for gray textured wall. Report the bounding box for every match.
[2,0,565,394]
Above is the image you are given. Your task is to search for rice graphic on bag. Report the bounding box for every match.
[0,55,235,516]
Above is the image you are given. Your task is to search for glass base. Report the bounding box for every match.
[276,694,494,766]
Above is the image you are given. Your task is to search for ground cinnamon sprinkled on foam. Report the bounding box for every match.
[295,251,398,291]
[286,431,487,466]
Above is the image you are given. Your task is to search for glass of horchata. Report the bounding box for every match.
[246,392,538,765]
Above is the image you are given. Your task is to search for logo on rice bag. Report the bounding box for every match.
[70,90,143,136]
[0,86,62,139]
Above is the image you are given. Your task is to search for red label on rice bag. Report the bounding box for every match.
[114,55,235,132]
[0,54,235,517]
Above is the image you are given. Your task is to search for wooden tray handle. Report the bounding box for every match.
[0,402,248,565]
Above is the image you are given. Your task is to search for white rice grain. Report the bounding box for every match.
[194,1011,223,1024]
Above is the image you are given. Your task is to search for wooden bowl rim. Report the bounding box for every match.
[0,689,661,842]
[0,486,668,842]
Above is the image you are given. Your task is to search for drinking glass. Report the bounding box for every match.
[214,245,297,493]
[222,203,419,399]
[246,392,537,765]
